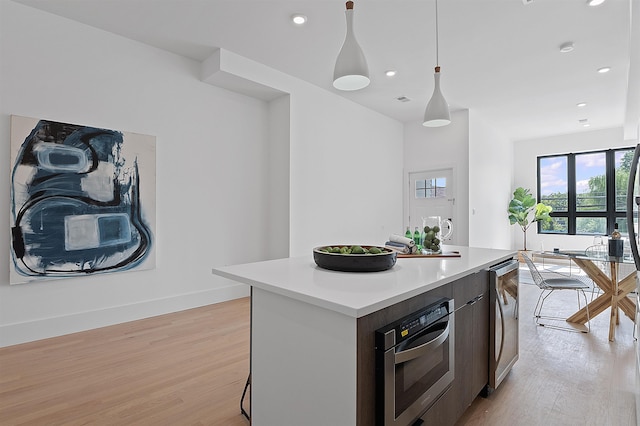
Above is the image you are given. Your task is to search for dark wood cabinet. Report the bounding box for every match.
[452,270,490,416]
[472,279,489,397]
[418,386,457,425]
[452,282,474,420]
[421,270,490,425]
[356,270,490,426]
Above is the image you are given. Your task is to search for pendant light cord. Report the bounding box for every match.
[435,0,440,66]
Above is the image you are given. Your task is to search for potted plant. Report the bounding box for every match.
[508,187,553,251]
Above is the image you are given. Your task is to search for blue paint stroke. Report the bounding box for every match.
[10,120,152,279]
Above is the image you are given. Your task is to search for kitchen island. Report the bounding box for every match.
[212,245,516,426]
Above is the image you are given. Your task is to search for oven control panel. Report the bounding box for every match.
[375,297,451,350]
[399,305,447,339]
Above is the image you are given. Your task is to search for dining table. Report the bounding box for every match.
[536,250,637,342]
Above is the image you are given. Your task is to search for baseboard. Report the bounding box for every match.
[0,283,250,348]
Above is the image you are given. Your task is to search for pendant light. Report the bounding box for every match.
[333,1,370,91]
[423,0,451,127]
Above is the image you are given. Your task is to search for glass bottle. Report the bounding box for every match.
[413,227,421,245]
[611,223,621,239]
[609,222,623,257]
[405,226,412,239]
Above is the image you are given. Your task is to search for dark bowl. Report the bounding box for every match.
[313,245,397,272]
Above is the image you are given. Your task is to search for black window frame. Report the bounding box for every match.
[536,147,634,236]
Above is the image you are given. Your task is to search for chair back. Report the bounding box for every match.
[584,244,607,259]
[585,244,610,276]
[521,252,548,290]
[585,243,635,279]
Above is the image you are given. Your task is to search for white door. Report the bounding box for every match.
[408,168,456,244]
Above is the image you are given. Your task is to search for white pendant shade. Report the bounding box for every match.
[333,2,370,91]
[423,67,451,127]
[423,0,451,127]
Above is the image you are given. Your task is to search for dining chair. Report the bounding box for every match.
[584,244,608,300]
[521,252,591,333]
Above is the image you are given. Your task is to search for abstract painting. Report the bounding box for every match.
[9,115,156,284]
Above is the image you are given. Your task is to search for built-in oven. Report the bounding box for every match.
[375,297,454,426]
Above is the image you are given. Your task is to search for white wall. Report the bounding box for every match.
[0,1,266,346]
[0,2,404,346]
[201,49,405,257]
[288,88,404,255]
[403,109,513,250]
[266,95,291,260]
[403,109,470,246]
[468,111,513,249]
[512,127,632,252]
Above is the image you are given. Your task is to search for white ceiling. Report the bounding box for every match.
[13,0,640,142]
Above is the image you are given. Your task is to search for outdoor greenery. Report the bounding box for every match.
[540,150,633,234]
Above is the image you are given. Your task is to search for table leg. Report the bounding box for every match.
[567,258,612,325]
[566,292,613,324]
[566,258,637,335]
[609,262,618,341]
[618,273,637,321]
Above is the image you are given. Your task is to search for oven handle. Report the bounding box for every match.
[394,321,450,364]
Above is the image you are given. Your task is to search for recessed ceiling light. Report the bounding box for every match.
[583,123,591,127]
[579,118,590,127]
[587,0,606,6]
[291,14,307,25]
[577,102,587,107]
[597,66,611,73]
[559,42,574,53]
[385,70,397,77]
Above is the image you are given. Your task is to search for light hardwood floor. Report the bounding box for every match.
[457,282,637,426]
[0,282,636,425]
[0,298,250,426]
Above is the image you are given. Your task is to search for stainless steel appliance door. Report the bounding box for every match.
[490,259,519,389]
[625,143,640,269]
[625,145,640,423]
[378,300,454,426]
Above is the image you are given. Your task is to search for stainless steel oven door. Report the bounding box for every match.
[380,300,454,426]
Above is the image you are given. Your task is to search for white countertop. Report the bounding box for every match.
[212,245,516,318]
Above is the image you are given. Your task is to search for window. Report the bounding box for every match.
[415,178,447,199]
[537,147,634,235]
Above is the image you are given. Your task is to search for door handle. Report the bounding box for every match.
[394,322,450,364]
[468,294,483,306]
